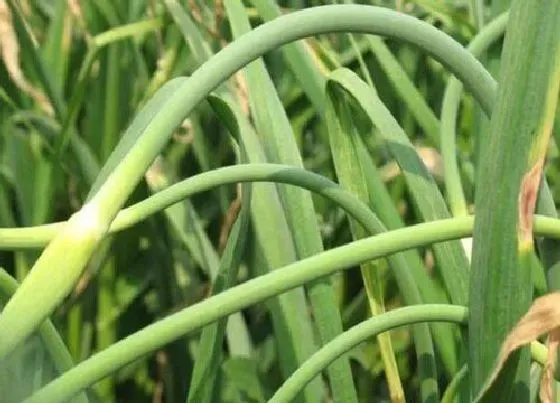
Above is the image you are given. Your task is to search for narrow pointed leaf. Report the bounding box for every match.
[327,68,470,306]
[209,94,324,403]
[325,76,406,402]
[469,0,560,400]
[224,2,355,401]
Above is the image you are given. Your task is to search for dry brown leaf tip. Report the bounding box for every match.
[0,0,53,115]
[540,327,560,402]
[476,292,560,402]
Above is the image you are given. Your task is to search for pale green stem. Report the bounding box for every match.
[0,164,379,248]
[441,11,508,217]
[270,305,469,403]
[0,269,89,403]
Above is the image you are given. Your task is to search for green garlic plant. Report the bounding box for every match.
[0,1,558,402]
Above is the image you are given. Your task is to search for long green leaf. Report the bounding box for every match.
[164,0,213,65]
[169,0,330,388]
[367,36,441,146]
[210,95,324,403]
[328,68,470,306]
[224,2,356,402]
[186,107,253,402]
[41,0,70,95]
[355,140,459,377]
[249,0,326,111]
[469,0,560,400]
[325,81,406,402]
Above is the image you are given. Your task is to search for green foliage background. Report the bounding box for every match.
[0,1,558,402]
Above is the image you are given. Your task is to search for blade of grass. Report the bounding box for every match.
[164,1,234,214]
[186,112,253,402]
[326,81,406,402]
[491,0,509,17]
[469,0,560,400]
[209,94,325,403]
[354,139,459,377]
[164,0,213,67]
[367,36,440,146]
[8,111,101,187]
[328,68,470,306]
[189,113,232,213]
[140,27,182,104]
[41,0,70,95]
[224,2,356,402]
[100,43,122,161]
[3,123,56,280]
[91,37,132,401]
[146,170,219,279]
[344,32,374,88]
[4,127,55,228]
[0,178,16,229]
[326,24,458,377]
[249,0,326,111]
[95,253,117,402]
[91,0,119,26]
[330,73,452,393]
[441,365,469,403]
